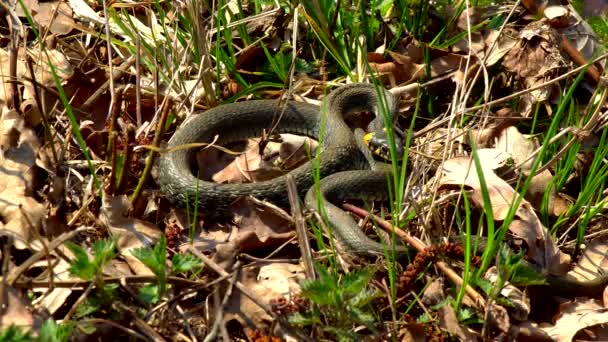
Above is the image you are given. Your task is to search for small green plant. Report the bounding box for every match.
[65,239,119,318]
[0,319,73,342]
[132,236,202,304]
[0,325,31,342]
[289,265,382,341]
[37,319,73,342]
[66,239,117,282]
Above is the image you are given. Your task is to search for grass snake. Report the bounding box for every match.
[159,83,402,256]
[158,83,608,297]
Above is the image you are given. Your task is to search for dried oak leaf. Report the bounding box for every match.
[540,298,608,341]
[438,148,570,274]
[100,195,162,275]
[502,21,569,115]
[0,109,45,249]
[224,262,305,329]
[437,301,480,340]
[16,0,75,35]
[209,135,314,184]
[495,126,569,216]
[182,196,295,270]
[0,286,45,332]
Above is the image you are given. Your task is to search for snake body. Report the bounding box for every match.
[158,83,403,255]
[158,83,608,297]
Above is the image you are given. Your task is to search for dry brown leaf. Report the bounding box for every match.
[486,266,531,321]
[182,197,295,269]
[206,135,313,184]
[17,0,75,35]
[398,323,427,342]
[0,286,44,331]
[496,126,568,216]
[421,278,445,306]
[540,298,608,342]
[483,29,519,67]
[31,255,76,314]
[502,21,568,115]
[438,149,570,274]
[567,239,608,287]
[100,195,162,275]
[437,303,479,340]
[0,49,27,104]
[224,262,305,329]
[0,109,46,249]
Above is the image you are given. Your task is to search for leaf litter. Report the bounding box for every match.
[3,0,608,341]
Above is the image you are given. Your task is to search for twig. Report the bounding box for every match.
[81,55,136,111]
[458,52,608,115]
[130,97,172,207]
[286,174,315,279]
[78,318,149,341]
[186,246,274,315]
[342,203,487,308]
[11,275,206,289]
[4,227,93,286]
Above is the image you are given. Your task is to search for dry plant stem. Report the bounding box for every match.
[118,125,135,194]
[7,10,21,112]
[0,235,11,314]
[286,174,315,279]
[175,305,197,342]
[82,55,136,110]
[509,82,605,179]
[64,276,96,321]
[560,34,601,83]
[390,71,456,98]
[460,52,608,115]
[186,246,274,315]
[101,0,115,119]
[130,98,172,206]
[135,33,142,126]
[107,89,123,195]
[130,315,167,342]
[78,318,148,341]
[342,203,487,309]
[5,227,93,286]
[25,54,59,167]
[11,275,205,289]
[203,261,240,342]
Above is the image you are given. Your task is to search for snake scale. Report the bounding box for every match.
[158,83,608,297]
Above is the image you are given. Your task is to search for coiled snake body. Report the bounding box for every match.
[158,83,403,256]
[158,83,608,297]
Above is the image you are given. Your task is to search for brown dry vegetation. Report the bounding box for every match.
[2,0,608,341]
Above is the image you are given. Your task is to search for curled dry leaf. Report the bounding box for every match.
[437,302,480,340]
[224,262,305,329]
[205,135,314,184]
[503,21,568,115]
[31,255,76,315]
[540,298,608,342]
[483,29,519,67]
[0,47,74,125]
[485,266,531,322]
[438,148,570,274]
[16,0,75,35]
[0,287,42,331]
[567,239,608,287]
[100,195,162,275]
[496,126,568,216]
[181,196,295,269]
[0,109,45,249]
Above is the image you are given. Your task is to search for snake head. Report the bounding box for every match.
[363,128,405,160]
